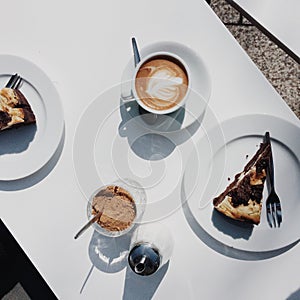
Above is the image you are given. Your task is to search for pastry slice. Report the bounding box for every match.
[0,87,36,131]
[213,140,271,225]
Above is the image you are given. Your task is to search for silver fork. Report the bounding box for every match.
[5,73,23,90]
[264,132,282,228]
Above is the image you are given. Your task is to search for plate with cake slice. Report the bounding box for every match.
[183,114,300,252]
[0,55,64,180]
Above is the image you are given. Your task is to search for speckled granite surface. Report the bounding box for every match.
[211,0,300,119]
[2,283,30,300]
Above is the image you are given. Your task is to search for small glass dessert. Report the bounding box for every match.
[87,179,146,237]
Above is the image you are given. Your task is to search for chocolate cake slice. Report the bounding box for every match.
[0,88,36,131]
[213,140,271,225]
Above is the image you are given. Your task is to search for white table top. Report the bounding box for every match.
[230,0,300,62]
[1,0,300,299]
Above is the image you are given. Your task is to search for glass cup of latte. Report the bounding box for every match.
[124,51,191,115]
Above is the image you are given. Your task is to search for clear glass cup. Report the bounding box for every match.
[87,179,146,237]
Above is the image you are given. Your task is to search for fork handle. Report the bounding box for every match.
[5,73,18,88]
[264,132,274,188]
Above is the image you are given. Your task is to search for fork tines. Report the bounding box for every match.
[266,197,282,228]
[5,73,23,90]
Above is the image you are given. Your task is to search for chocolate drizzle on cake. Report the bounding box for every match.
[0,111,12,129]
[213,141,271,225]
[14,90,36,124]
[228,176,264,207]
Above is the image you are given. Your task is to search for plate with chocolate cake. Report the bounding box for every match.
[0,55,64,180]
[183,114,300,252]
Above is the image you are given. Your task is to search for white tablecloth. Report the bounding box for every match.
[0,0,299,299]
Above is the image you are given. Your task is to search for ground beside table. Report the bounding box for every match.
[225,0,300,63]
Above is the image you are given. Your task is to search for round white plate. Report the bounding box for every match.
[0,55,64,180]
[121,41,211,132]
[73,83,202,223]
[183,114,300,252]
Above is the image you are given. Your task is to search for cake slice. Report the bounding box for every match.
[213,140,271,225]
[0,87,36,131]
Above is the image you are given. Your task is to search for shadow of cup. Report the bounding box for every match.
[119,123,177,161]
[88,230,132,273]
[118,100,190,161]
[119,99,185,135]
[122,261,169,300]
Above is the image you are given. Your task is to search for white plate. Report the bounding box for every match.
[0,55,64,180]
[183,114,300,252]
[121,41,211,132]
[73,83,201,222]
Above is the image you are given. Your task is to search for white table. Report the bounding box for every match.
[1,0,300,299]
[225,0,300,63]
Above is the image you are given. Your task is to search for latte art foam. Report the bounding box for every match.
[135,58,188,111]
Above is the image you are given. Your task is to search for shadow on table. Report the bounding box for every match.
[80,230,132,294]
[118,100,203,161]
[81,230,169,297]
[122,261,169,300]
[0,124,37,155]
[181,179,299,261]
[0,125,65,191]
[287,287,300,300]
[211,209,254,240]
[88,230,132,273]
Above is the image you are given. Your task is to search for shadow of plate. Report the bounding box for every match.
[0,125,65,191]
[287,287,300,300]
[0,124,37,155]
[181,180,299,261]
